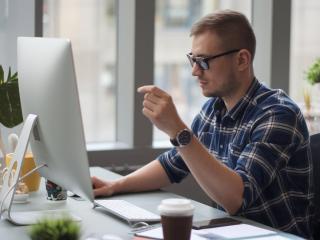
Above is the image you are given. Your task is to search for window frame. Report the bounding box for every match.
[30,0,292,169]
[0,0,292,206]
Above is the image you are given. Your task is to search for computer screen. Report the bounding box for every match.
[17,37,94,203]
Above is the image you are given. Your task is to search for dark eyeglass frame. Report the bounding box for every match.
[186,49,241,70]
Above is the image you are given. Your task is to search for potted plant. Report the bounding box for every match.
[0,65,23,168]
[28,215,81,240]
[306,58,320,85]
[304,58,320,111]
[304,59,320,133]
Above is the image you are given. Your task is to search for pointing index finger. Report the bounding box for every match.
[137,85,165,97]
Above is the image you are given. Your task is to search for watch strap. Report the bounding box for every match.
[170,137,179,147]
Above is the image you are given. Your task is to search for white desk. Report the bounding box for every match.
[0,167,303,239]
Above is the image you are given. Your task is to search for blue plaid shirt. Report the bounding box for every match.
[158,79,314,238]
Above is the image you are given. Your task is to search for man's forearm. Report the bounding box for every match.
[136,85,244,213]
[178,135,244,215]
[114,160,171,194]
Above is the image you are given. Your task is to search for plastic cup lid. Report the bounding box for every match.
[158,198,194,216]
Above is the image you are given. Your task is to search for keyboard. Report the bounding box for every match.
[94,199,161,223]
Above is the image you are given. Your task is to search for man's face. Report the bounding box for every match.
[190,31,239,98]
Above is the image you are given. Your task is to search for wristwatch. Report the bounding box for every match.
[170,129,193,147]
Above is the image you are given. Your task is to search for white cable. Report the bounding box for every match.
[0,163,47,216]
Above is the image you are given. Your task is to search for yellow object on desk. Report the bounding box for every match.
[5,152,41,192]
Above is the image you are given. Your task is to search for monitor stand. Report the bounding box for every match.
[0,114,81,225]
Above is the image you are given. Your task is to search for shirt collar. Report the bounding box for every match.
[228,78,261,120]
[212,98,225,117]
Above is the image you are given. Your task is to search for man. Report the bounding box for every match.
[92,10,313,238]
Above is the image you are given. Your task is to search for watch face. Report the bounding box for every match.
[178,129,192,146]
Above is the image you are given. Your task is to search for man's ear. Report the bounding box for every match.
[237,49,251,71]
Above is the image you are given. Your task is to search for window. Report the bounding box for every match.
[43,0,116,143]
[154,0,252,142]
[290,0,320,134]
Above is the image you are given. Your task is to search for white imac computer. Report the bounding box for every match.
[0,37,94,224]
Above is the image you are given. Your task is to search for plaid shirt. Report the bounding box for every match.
[158,78,314,238]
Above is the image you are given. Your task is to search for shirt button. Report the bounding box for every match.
[220,145,223,149]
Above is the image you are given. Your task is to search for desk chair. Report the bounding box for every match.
[310,133,320,238]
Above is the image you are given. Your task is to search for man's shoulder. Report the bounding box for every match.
[248,86,308,136]
[253,86,301,116]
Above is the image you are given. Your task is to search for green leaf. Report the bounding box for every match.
[7,67,11,82]
[0,79,23,128]
[11,72,18,81]
[28,216,81,240]
[0,65,4,84]
[306,58,320,85]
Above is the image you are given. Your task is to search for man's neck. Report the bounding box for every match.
[223,75,255,111]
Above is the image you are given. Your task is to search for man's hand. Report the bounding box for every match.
[137,85,186,138]
[92,176,117,197]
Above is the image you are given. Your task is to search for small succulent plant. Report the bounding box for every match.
[0,65,23,128]
[28,215,81,240]
[306,58,320,85]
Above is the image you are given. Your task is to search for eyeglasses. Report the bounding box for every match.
[186,49,240,70]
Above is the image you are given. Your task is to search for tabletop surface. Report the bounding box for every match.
[0,167,302,240]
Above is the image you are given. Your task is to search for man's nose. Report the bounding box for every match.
[191,62,202,76]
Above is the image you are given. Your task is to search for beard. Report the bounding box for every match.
[201,73,239,99]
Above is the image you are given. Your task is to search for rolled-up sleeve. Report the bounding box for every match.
[158,148,190,183]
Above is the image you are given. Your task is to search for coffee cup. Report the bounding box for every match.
[158,198,194,240]
[5,152,41,192]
